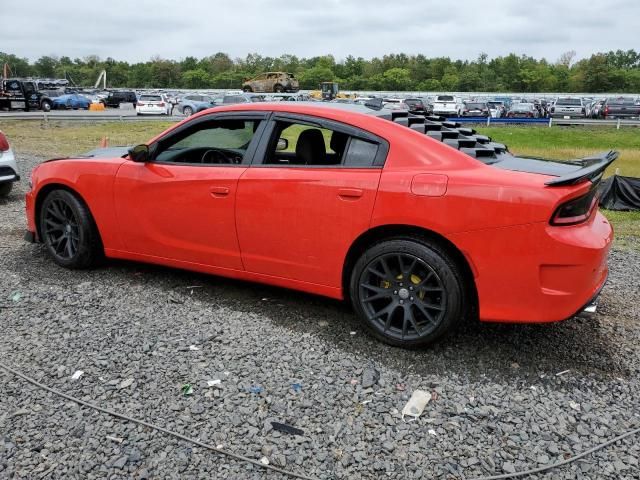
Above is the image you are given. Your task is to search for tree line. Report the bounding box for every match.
[1,50,639,93]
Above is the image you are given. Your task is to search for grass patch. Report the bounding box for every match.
[0,120,174,158]
[602,210,640,238]
[477,126,640,177]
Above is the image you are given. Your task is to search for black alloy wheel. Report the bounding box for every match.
[351,239,465,348]
[40,190,101,268]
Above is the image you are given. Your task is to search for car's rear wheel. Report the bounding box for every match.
[350,239,465,348]
[0,183,12,197]
[273,84,284,93]
[41,100,52,112]
[40,190,102,269]
[243,86,253,92]
[183,106,193,116]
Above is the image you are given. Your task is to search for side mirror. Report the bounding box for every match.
[128,144,149,163]
[276,138,288,151]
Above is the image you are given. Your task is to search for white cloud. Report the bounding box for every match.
[2,0,638,62]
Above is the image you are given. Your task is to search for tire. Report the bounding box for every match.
[183,106,193,116]
[0,182,12,197]
[273,84,284,93]
[41,100,52,112]
[350,238,466,348]
[39,189,102,269]
[242,86,253,93]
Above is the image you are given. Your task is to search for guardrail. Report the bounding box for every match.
[446,116,640,128]
[0,112,184,122]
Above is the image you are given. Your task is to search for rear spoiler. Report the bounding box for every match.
[545,151,618,186]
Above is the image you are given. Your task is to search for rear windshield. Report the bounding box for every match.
[607,98,634,105]
[512,104,532,111]
[465,103,486,109]
[436,95,454,102]
[556,98,581,105]
[487,101,503,107]
[139,95,162,101]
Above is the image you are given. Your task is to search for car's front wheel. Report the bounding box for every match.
[41,100,52,112]
[350,239,465,348]
[40,189,102,269]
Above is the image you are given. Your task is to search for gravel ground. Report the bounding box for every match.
[1,154,639,479]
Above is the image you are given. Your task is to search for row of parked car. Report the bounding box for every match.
[355,95,640,120]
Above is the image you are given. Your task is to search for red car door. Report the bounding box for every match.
[235,115,387,288]
[114,114,267,270]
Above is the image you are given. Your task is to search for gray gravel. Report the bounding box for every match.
[1,153,639,479]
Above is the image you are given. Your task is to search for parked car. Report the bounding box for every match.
[0,130,18,197]
[402,98,427,114]
[178,95,217,116]
[506,102,539,118]
[136,94,170,115]
[101,91,137,108]
[462,101,489,117]
[52,93,91,110]
[487,101,505,118]
[222,93,266,105]
[25,103,615,348]
[431,95,463,117]
[242,72,299,93]
[382,98,410,111]
[550,98,585,118]
[603,97,640,119]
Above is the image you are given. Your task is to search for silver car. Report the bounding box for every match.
[0,130,18,197]
[550,98,585,118]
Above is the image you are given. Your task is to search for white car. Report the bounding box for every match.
[136,94,170,115]
[0,130,18,197]
[431,95,463,117]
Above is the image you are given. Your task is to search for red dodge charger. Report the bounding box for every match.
[25,103,614,347]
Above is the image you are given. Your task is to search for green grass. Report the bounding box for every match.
[477,126,640,177]
[0,120,174,158]
[1,120,638,238]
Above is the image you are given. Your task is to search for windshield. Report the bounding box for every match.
[465,103,486,109]
[607,98,634,105]
[436,95,454,102]
[556,98,581,106]
[139,95,162,102]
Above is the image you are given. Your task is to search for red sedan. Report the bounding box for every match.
[25,103,615,348]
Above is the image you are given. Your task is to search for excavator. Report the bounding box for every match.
[309,82,353,101]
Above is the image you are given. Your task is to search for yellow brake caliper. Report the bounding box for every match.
[380,274,425,300]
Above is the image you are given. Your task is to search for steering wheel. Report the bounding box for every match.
[201,149,230,164]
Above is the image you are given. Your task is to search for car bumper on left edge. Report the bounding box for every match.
[0,149,19,184]
[449,211,613,323]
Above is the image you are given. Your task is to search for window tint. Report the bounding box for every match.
[154,119,260,165]
[344,138,378,167]
[140,95,162,102]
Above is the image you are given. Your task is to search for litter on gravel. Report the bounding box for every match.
[402,390,431,421]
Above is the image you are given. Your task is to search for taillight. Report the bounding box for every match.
[137,102,144,106]
[551,190,599,226]
[604,106,609,117]
[159,102,165,107]
[0,131,9,152]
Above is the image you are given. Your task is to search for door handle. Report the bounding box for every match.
[338,188,364,199]
[210,186,230,197]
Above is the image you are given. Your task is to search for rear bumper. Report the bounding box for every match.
[449,211,613,323]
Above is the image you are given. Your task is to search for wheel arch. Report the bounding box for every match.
[342,224,478,313]
[34,183,103,248]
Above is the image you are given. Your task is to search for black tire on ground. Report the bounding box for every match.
[350,238,466,348]
[39,189,102,269]
[183,106,193,116]
[242,86,253,92]
[0,182,12,197]
[41,100,52,112]
[273,84,284,93]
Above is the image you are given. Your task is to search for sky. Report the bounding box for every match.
[2,0,638,63]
